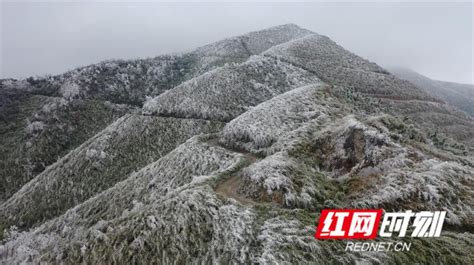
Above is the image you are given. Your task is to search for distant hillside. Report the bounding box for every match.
[389,67,474,116]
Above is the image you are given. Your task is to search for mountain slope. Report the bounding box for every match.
[2,87,472,264]
[142,56,321,121]
[0,86,130,202]
[262,35,434,101]
[0,25,316,231]
[0,115,223,229]
[389,67,474,116]
[261,35,474,150]
[0,24,311,203]
[1,24,473,264]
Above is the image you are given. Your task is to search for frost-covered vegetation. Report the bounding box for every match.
[0,87,129,202]
[0,24,313,204]
[219,85,473,227]
[3,24,311,108]
[220,84,347,155]
[379,98,474,150]
[143,56,320,121]
[194,23,312,73]
[390,67,474,117]
[263,34,435,101]
[0,115,223,230]
[1,24,473,264]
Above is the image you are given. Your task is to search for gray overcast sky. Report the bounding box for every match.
[1,1,473,84]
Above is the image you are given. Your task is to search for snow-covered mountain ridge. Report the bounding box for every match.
[0,24,473,264]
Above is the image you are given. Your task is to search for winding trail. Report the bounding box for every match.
[214,175,256,206]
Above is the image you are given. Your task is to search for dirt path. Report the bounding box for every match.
[206,135,269,206]
[215,175,256,205]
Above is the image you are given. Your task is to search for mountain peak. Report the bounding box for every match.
[263,23,308,31]
[195,23,313,58]
[245,23,314,38]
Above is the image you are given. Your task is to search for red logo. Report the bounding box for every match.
[315,209,383,239]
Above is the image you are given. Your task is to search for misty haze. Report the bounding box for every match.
[1,2,473,84]
[0,2,473,264]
